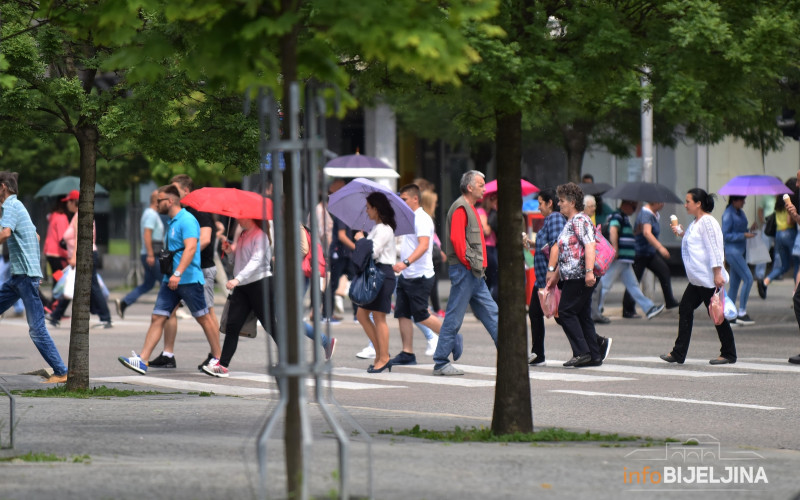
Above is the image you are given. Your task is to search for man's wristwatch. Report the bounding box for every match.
[547,266,556,272]
[173,270,181,277]
[403,259,411,267]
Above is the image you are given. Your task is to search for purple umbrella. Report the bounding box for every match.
[324,152,399,179]
[718,175,793,196]
[327,178,416,235]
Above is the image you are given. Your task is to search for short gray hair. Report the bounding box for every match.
[583,194,596,206]
[460,170,485,195]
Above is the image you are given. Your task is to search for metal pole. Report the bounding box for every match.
[641,66,654,183]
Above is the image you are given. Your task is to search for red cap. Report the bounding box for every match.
[61,190,79,202]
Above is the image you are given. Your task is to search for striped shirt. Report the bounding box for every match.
[607,211,636,262]
[1,195,43,278]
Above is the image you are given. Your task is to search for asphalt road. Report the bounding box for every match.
[1,275,799,499]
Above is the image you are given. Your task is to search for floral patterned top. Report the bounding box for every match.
[556,212,596,280]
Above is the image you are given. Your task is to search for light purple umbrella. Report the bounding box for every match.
[327,178,415,235]
[718,175,793,196]
[323,152,399,178]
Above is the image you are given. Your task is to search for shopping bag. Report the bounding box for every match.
[62,266,76,300]
[723,293,738,321]
[538,285,561,319]
[708,287,725,325]
[219,297,258,338]
[745,230,771,265]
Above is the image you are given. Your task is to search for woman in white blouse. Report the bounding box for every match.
[661,188,737,365]
[353,192,397,373]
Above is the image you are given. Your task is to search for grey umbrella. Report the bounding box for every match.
[602,181,682,203]
[34,176,109,198]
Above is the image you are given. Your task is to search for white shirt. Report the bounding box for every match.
[400,207,435,279]
[233,227,272,286]
[681,214,728,288]
[368,223,395,265]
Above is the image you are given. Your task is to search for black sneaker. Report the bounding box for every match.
[390,351,418,365]
[622,312,641,319]
[150,352,177,368]
[198,353,213,371]
[598,336,612,361]
[788,354,800,365]
[593,315,611,324]
[736,314,754,326]
[757,280,767,299]
[46,314,60,328]
[115,299,127,319]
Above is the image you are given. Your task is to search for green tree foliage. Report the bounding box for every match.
[0,0,261,390]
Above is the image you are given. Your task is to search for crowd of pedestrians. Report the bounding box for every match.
[10,165,800,386]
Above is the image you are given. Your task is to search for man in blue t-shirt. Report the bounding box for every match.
[0,171,68,383]
[598,200,665,321]
[118,184,224,377]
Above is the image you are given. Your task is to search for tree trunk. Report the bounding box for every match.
[65,123,98,391]
[491,110,533,434]
[279,1,305,497]
[563,121,593,183]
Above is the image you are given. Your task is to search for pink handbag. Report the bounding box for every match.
[538,285,561,319]
[593,225,616,277]
[708,287,725,325]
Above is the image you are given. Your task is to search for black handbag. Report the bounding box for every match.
[348,255,385,306]
[764,213,777,237]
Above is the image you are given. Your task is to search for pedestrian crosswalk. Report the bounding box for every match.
[94,357,800,398]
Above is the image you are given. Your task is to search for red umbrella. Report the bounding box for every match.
[483,179,539,197]
[181,188,273,220]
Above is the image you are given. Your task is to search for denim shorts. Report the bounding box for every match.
[153,283,209,317]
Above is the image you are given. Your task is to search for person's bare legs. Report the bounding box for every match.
[195,312,221,358]
[139,315,170,361]
[419,314,442,334]
[163,310,178,353]
[357,308,377,347]
[399,317,415,353]
[372,311,390,369]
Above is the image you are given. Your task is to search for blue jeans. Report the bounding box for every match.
[725,243,752,312]
[767,228,799,281]
[123,254,164,306]
[598,260,654,314]
[303,321,331,349]
[433,263,498,369]
[0,258,24,313]
[0,275,67,375]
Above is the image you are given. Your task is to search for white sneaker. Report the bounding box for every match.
[356,345,376,359]
[425,337,438,356]
[202,358,229,378]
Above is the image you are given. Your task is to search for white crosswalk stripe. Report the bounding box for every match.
[97,357,797,395]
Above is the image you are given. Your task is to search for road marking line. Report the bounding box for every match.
[546,361,745,378]
[620,357,800,373]
[403,364,634,382]
[332,367,496,387]
[550,390,784,411]
[93,376,277,396]
[231,372,404,390]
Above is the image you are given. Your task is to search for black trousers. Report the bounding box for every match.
[528,284,563,359]
[220,277,277,367]
[51,251,110,322]
[622,252,679,315]
[322,256,355,318]
[558,279,601,360]
[669,283,737,363]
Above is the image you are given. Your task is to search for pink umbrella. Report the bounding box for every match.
[483,179,539,197]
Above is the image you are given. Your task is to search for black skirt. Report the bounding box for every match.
[361,263,396,314]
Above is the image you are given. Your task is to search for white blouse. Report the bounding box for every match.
[681,214,729,288]
[368,223,396,265]
[233,227,272,286]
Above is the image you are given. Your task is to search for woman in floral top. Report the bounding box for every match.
[546,182,609,368]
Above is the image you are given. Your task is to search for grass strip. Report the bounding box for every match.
[12,385,172,398]
[379,425,677,444]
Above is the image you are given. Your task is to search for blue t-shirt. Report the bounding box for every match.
[164,208,204,285]
[634,208,660,257]
[140,207,165,255]
[1,195,42,278]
